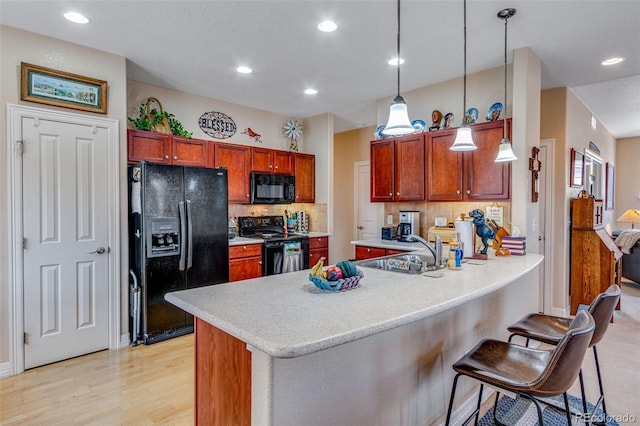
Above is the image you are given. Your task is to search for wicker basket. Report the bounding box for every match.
[309,270,364,292]
[144,97,172,134]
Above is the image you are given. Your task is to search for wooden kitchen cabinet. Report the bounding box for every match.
[229,243,263,281]
[354,245,413,260]
[570,198,622,315]
[128,129,172,164]
[172,136,208,167]
[127,129,209,167]
[426,120,511,201]
[370,134,425,202]
[309,236,329,266]
[215,143,251,203]
[294,153,315,203]
[251,147,293,174]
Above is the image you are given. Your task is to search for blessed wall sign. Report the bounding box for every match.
[199,111,236,139]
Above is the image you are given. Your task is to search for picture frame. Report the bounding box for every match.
[20,62,108,114]
[605,162,615,210]
[570,148,584,188]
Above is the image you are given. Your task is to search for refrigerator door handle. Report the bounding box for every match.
[186,200,193,269]
[179,201,187,271]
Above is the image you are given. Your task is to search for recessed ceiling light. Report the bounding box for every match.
[387,57,405,66]
[304,88,318,95]
[317,20,337,32]
[64,11,89,24]
[236,66,252,74]
[601,57,624,66]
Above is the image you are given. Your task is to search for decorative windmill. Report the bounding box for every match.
[282,119,303,152]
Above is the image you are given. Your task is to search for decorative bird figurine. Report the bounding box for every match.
[242,127,262,143]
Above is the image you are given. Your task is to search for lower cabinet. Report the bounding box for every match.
[355,245,411,260]
[309,236,329,266]
[229,243,263,281]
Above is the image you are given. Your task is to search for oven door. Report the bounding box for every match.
[250,173,295,204]
[263,238,309,275]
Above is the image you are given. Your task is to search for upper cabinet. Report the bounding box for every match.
[370,134,425,202]
[426,120,511,201]
[251,147,293,175]
[127,129,208,167]
[214,143,251,203]
[294,153,315,203]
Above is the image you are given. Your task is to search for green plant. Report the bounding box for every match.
[128,102,192,138]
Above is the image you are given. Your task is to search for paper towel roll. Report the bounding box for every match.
[455,220,474,258]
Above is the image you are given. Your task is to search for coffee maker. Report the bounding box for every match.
[397,210,420,242]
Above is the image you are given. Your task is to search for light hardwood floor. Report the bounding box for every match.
[2,282,639,425]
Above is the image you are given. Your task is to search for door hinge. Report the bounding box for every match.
[16,140,24,155]
[24,332,29,345]
[23,238,27,250]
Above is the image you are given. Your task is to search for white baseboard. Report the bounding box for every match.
[0,362,11,378]
[551,306,569,317]
[120,333,131,348]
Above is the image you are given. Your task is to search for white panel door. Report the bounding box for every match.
[355,162,381,241]
[22,117,110,369]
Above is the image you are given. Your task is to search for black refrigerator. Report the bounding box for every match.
[129,162,229,345]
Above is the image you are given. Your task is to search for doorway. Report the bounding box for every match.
[354,161,382,242]
[7,104,120,375]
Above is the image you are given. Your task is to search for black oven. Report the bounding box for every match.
[250,173,295,204]
[238,215,309,275]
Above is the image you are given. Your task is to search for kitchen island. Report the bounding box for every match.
[166,252,543,425]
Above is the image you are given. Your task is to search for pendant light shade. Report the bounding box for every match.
[494,8,517,162]
[451,0,477,151]
[382,0,414,136]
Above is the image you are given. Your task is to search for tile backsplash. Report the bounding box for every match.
[229,203,328,233]
[385,201,512,236]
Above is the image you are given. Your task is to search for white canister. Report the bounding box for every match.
[454,220,474,258]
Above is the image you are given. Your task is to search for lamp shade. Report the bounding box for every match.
[450,126,477,151]
[495,138,518,162]
[617,209,640,228]
[382,95,414,136]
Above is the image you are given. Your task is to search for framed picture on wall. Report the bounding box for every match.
[605,162,615,210]
[570,148,584,188]
[20,62,108,114]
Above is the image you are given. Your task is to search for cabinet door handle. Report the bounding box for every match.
[389,193,392,196]
[258,261,262,265]
[456,190,461,194]
[367,248,371,252]
[174,156,178,160]
[466,190,471,194]
[269,165,273,168]
[397,192,400,195]
[164,155,169,159]
[242,246,247,250]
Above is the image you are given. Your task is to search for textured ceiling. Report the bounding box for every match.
[1,0,639,137]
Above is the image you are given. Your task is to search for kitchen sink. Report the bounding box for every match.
[356,253,442,274]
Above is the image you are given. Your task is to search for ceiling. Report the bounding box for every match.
[1,0,639,137]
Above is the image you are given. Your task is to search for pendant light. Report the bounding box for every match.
[494,8,518,162]
[382,0,414,136]
[450,0,477,151]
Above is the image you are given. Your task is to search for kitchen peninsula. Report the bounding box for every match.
[166,252,543,425]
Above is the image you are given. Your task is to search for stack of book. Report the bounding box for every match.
[501,236,526,255]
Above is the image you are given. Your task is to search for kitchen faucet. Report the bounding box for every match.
[406,234,444,268]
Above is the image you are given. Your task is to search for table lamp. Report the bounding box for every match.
[617,209,640,229]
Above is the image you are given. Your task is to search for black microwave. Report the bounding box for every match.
[250,173,295,204]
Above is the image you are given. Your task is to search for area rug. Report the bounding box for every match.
[477,393,619,425]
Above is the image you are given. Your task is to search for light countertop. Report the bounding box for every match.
[166,253,543,359]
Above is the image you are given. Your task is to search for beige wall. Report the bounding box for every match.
[615,137,640,229]
[333,126,375,261]
[540,86,618,313]
[1,25,128,367]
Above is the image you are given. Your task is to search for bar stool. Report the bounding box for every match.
[445,310,595,426]
[507,284,620,424]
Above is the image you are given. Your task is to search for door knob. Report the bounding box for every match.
[357,226,364,230]
[90,247,106,254]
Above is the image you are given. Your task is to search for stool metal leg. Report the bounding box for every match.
[592,345,608,425]
[578,370,589,421]
[563,392,573,426]
[445,374,461,426]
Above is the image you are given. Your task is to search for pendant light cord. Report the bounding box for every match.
[463,0,467,117]
[396,0,401,98]
[503,13,508,140]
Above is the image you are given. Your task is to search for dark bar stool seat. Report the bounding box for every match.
[445,310,595,426]
[507,284,621,424]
